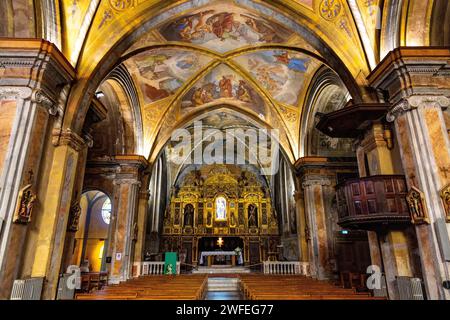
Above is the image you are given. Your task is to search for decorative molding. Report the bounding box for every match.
[319,0,343,21]
[406,186,430,225]
[67,202,81,232]
[439,184,450,223]
[387,95,450,122]
[0,86,33,100]
[113,178,141,187]
[32,90,58,115]
[139,190,151,200]
[55,129,87,152]
[302,175,332,188]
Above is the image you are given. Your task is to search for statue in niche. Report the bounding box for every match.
[289,202,297,234]
[184,204,194,227]
[406,187,429,225]
[248,204,258,227]
[174,211,180,225]
[13,184,36,224]
[164,204,171,225]
[230,212,236,226]
[206,211,212,226]
[439,184,450,222]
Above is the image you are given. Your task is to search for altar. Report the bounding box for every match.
[199,251,244,266]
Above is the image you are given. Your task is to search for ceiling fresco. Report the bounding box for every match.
[233,50,312,106]
[179,64,267,117]
[125,49,213,104]
[158,3,294,53]
[54,0,406,161]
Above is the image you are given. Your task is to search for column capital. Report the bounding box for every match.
[32,90,58,115]
[302,175,332,189]
[139,190,151,200]
[54,129,87,152]
[387,95,450,122]
[0,86,33,100]
[113,178,141,187]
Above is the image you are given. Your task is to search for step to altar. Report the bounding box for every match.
[207,277,241,292]
[192,266,251,274]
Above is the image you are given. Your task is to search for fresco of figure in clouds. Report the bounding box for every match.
[159,5,292,53]
[127,49,212,104]
[181,64,266,117]
[234,50,312,106]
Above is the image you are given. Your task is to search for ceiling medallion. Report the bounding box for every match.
[320,0,342,21]
[109,0,134,11]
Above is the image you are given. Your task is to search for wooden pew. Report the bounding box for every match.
[75,274,207,300]
[239,275,384,301]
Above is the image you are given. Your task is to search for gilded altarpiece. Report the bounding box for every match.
[161,167,279,265]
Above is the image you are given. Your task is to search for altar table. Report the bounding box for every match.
[199,251,243,265]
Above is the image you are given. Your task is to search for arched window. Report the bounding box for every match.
[101,198,112,225]
[215,197,227,220]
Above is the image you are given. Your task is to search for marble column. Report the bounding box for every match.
[108,156,147,283]
[294,189,309,267]
[31,130,86,299]
[0,88,58,298]
[390,96,450,300]
[0,39,75,299]
[133,189,150,272]
[302,175,333,280]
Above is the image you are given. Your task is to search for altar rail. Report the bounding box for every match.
[133,262,181,277]
[263,262,310,276]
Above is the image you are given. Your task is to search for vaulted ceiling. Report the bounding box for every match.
[1,0,444,163]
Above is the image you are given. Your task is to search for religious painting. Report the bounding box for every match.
[183,204,195,226]
[181,64,266,116]
[248,204,258,227]
[406,187,430,225]
[13,184,36,224]
[439,184,450,222]
[128,49,212,104]
[215,197,227,220]
[158,4,293,53]
[233,50,311,106]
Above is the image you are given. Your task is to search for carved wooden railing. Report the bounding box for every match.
[336,175,411,231]
[133,261,181,277]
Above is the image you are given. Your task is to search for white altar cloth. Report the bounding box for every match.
[199,251,243,265]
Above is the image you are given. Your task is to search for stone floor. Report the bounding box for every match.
[204,277,243,300]
[205,291,243,300]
